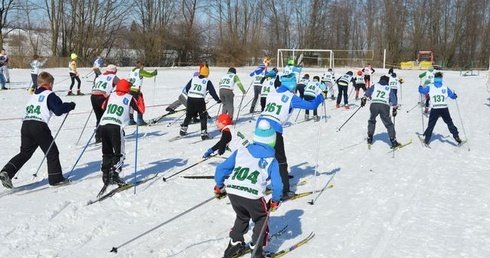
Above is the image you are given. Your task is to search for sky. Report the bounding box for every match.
[0,66,488,258]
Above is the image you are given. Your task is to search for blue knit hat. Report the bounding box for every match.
[254,120,276,147]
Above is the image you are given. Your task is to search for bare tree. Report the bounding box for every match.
[0,0,16,48]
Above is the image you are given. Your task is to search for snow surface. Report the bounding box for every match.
[0,66,488,258]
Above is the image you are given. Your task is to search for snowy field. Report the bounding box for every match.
[0,65,489,258]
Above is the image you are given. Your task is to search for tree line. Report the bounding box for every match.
[1,0,489,69]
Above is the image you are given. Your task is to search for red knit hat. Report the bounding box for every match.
[217,113,232,126]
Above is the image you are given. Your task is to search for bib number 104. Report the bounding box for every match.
[231,166,259,184]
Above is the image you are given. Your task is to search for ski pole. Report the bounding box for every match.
[162,156,214,182]
[134,124,139,194]
[251,211,271,258]
[406,102,420,113]
[336,105,362,132]
[82,70,94,79]
[234,81,253,126]
[323,99,328,123]
[294,109,301,122]
[308,173,335,205]
[75,109,93,146]
[110,195,215,253]
[420,94,425,132]
[32,113,70,179]
[66,126,99,178]
[454,98,470,151]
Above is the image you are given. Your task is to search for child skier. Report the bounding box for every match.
[214,119,283,258]
[354,70,367,100]
[180,63,221,140]
[249,64,267,113]
[91,64,120,143]
[202,113,249,159]
[419,66,435,113]
[29,54,48,94]
[335,71,356,109]
[68,53,83,95]
[128,60,157,125]
[257,75,324,199]
[418,72,462,146]
[219,67,246,118]
[321,68,336,100]
[362,63,375,88]
[361,75,401,148]
[97,79,145,193]
[304,76,326,121]
[0,72,75,189]
[259,69,281,112]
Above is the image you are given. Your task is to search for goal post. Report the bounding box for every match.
[276,49,334,69]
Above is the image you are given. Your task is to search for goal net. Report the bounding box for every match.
[276,49,334,69]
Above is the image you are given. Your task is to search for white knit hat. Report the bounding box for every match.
[254,120,276,147]
[106,64,117,72]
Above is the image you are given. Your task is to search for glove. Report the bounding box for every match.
[203,148,214,159]
[453,93,458,99]
[217,99,222,104]
[69,102,76,110]
[418,85,423,92]
[153,70,158,76]
[214,185,227,199]
[360,97,367,107]
[392,107,398,117]
[267,199,280,212]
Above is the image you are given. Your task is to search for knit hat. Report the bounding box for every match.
[254,120,276,147]
[116,79,131,93]
[71,53,78,59]
[200,64,210,77]
[106,64,117,73]
[228,67,237,74]
[217,113,232,126]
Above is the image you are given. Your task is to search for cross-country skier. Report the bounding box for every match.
[91,64,120,143]
[362,63,375,88]
[219,67,246,118]
[180,63,221,140]
[304,76,326,121]
[202,113,249,159]
[0,72,75,189]
[335,71,356,109]
[128,60,157,125]
[214,119,283,258]
[361,75,401,148]
[256,74,324,199]
[98,79,145,188]
[321,68,336,100]
[418,72,462,146]
[419,66,435,113]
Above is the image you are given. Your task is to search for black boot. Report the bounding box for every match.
[111,170,127,187]
[129,114,136,125]
[223,239,245,258]
[390,137,401,148]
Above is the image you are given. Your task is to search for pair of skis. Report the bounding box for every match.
[87,173,158,205]
[227,232,315,258]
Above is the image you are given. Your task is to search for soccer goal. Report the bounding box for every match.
[276,49,334,69]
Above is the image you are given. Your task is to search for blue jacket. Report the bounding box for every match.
[418,79,457,99]
[215,142,283,202]
[257,86,324,133]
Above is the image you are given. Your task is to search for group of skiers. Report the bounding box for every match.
[0,58,464,258]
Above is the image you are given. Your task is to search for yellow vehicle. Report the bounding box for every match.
[401,51,437,69]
